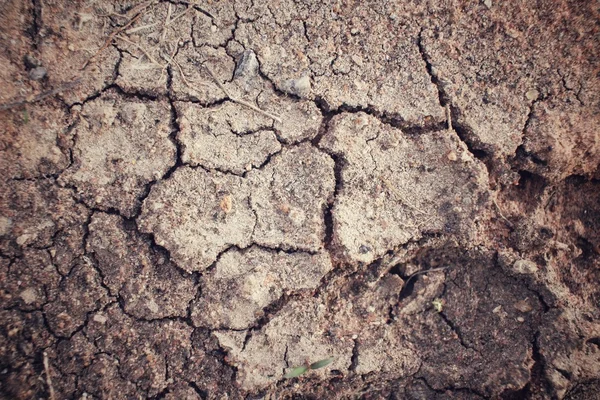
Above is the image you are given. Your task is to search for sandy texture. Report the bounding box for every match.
[1,0,599,399]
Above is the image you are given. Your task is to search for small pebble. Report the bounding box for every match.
[526,89,539,101]
[29,66,47,80]
[517,316,525,323]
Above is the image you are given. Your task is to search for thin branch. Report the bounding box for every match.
[493,197,514,228]
[43,352,55,400]
[115,35,164,67]
[201,62,282,123]
[82,12,143,69]
[0,78,82,111]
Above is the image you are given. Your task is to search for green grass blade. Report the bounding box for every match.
[309,357,335,370]
[284,365,308,379]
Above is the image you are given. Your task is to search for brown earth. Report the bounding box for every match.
[1,0,599,399]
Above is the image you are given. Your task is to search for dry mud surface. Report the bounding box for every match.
[1,0,600,399]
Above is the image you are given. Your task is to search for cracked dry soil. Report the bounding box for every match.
[1,0,599,399]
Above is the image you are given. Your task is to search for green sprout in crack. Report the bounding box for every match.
[284,357,335,379]
[432,298,444,313]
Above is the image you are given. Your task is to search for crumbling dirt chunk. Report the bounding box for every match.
[59,91,176,217]
[176,101,280,174]
[0,250,60,312]
[248,143,335,251]
[139,166,255,273]
[0,104,69,180]
[43,261,110,337]
[0,309,56,399]
[191,246,332,329]
[140,144,334,272]
[520,94,600,182]
[37,0,120,104]
[405,248,543,397]
[537,310,600,399]
[234,2,444,124]
[115,2,194,96]
[0,179,89,257]
[320,112,488,263]
[84,303,193,398]
[87,212,197,319]
[215,298,354,390]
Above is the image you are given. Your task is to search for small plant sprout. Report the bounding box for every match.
[432,298,444,313]
[284,357,335,379]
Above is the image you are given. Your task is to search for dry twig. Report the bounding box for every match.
[201,62,282,123]
[0,78,82,111]
[43,352,55,400]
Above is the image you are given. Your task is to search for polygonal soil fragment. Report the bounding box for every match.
[59,91,176,217]
[320,112,489,263]
[227,48,324,144]
[77,354,139,399]
[86,212,197,319]
[43,260,110,337]
[353,325,420,376]
[520,94,600,182]
[37,0,120,104]
[259,89,324,143]
[171,43,234,103]
[176,101,280,174]
[115,2,194,95]
[0,250,60,312]
[84,303,193,398]
[0,104,69,180]
[138,166,255,272]
[140,144,334,271]
[191,0,236,47]
[214,298,353,391]
[248,143,335,252]
[0,179,89,257]
[191,246,332,329]
[234,2,444,124]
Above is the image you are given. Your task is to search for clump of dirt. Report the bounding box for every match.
[1,0,599,399]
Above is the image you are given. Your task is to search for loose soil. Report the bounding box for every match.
[1,1,599,399]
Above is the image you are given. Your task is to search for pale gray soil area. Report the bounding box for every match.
[1,1,599,399]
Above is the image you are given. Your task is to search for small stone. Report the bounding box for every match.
[29,66,47,81]
[526,89,539,101]
[447,151,457,161]
[68,43,75,51]
[211,25,218,33]
[93,314,108,324]
[516,316,525,323]
[483,0,493,9]
[16,233,33,246]
[281,75,311,98]
[234,49,259,79]
[220,195,233,213]
[0,216,11,235]
[20,288,37,305]
[513,259,538,274]
[514,300,533,313]
[24,54,40,68]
